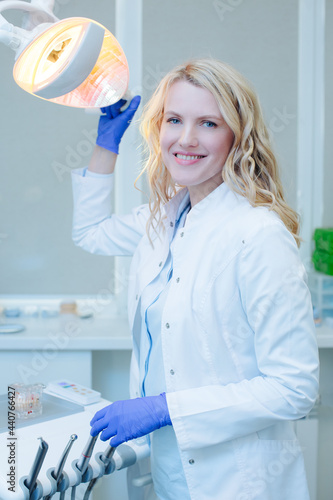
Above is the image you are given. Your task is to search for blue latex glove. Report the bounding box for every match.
[96,95,141,154]
[90,393,172,447]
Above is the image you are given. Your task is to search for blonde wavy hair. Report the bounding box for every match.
[137,58,300,246]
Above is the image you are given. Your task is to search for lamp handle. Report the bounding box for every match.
[120,90,134,111]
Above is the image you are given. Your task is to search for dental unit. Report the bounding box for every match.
[0,394,150,499]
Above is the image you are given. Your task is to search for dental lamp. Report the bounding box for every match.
[0,0,129,108]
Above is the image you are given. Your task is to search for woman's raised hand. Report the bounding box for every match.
[96,95,141,154]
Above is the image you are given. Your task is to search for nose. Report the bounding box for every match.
[178,124,199,148]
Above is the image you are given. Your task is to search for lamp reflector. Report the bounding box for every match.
[13,17,129,108]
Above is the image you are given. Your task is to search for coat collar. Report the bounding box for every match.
[162,182,244,227]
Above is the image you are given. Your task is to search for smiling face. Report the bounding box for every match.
[159,80,234,206]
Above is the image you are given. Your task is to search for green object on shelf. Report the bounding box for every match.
[313,228,333,254]
[312,249,333,276]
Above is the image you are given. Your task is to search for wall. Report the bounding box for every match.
[142,0,299,206]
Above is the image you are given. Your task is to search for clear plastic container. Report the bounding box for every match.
[11,383,45,419]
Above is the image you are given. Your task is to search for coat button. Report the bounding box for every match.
[189,459,195,464]
[170,369,175,375]
[180,231,184,237]
[165,323,170,329]
[159,261,163,267]
[170,221,174,227]
[176,277,180,283]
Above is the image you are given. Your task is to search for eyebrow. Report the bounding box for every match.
[164,111,223,121]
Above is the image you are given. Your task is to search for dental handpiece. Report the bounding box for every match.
[100,444,116,464]
[76,435,99,475]
[54,434,78,480]
[83,445,116,500]
[44,434,77,500]
[25,437,48,494]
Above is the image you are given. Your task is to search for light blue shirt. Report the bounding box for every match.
[140,193,191,398]
[139,193,191,499]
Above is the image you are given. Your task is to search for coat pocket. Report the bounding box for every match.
[234,435,310,500]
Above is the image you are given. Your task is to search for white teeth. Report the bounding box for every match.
[175,154,204,160]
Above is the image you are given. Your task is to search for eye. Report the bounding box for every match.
[167,117,181,124]
[202,121,217,128]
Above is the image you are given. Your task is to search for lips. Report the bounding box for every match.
[174,152,207,160]
[172,152,207,166]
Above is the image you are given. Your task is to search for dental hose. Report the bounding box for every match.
[83,445,116,500]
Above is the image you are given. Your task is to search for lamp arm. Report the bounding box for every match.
[0,0,58,22]
[0,1,56,57]
[0,19,54,57]
[0,16,28,51]
[0,28,18,49]
[30,0,56,13]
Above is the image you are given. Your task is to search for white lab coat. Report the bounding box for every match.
[72,170,319,500]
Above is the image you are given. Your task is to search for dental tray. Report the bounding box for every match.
[0,393,84,433]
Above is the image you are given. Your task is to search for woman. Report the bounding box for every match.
[72,58,319,500]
